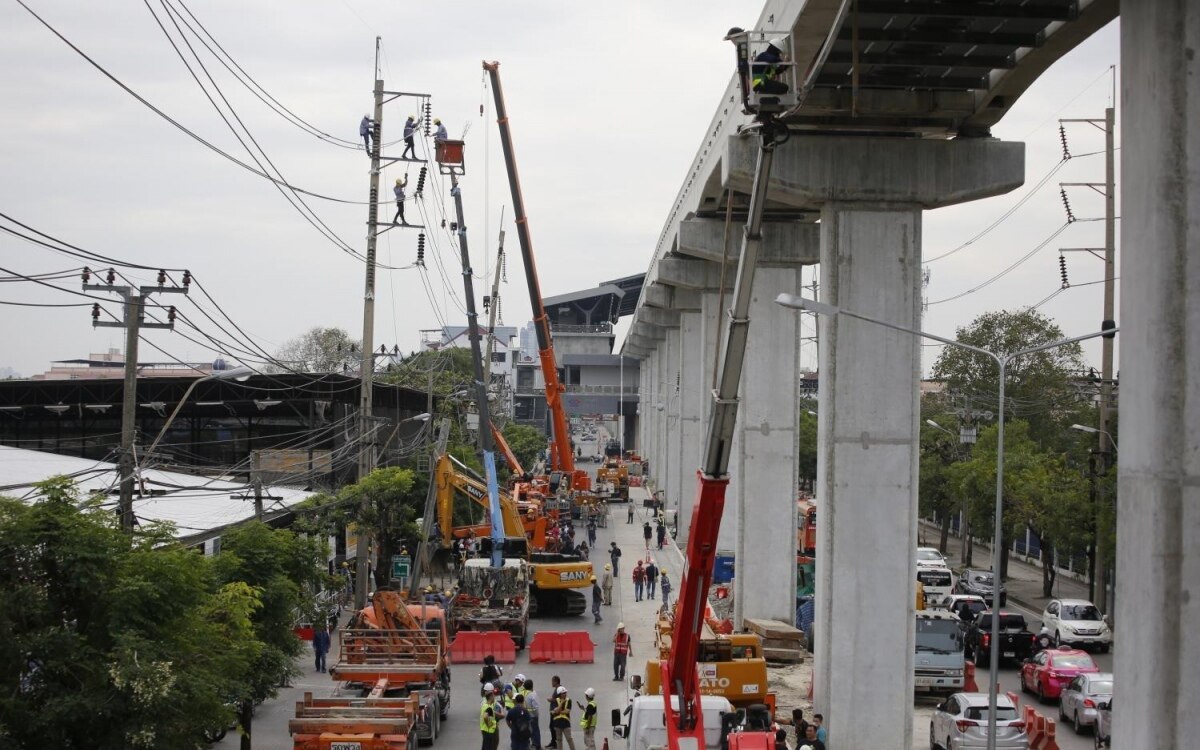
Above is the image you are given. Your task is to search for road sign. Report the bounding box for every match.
[392,555,411,579]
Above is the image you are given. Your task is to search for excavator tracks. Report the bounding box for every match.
[529,587,588,618]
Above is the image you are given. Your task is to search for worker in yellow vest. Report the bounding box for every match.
[551,685,576,750]
[577,687,598,750]
[480,681,500,750]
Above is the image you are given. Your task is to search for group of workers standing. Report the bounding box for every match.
[477,659,599,750]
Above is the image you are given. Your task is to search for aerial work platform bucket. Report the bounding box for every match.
[435,139,466,175]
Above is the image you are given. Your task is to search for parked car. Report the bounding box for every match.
[1093,697,1112,748]
[1059,671,1113,735]
[1041,598,1112,652]
[955,568,1007,606]
[929,691,1029,750]
[1020,647,1100,702]
[964,611,1035,666]
[939,594,988,624]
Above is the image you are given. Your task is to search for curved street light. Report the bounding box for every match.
[776,292,1117,750]
[141,366,255,466]
[1070,423,1118,451]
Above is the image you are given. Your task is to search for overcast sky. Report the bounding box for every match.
[0,2,1118,379]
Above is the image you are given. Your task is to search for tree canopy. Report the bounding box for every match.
[272,326,360,373]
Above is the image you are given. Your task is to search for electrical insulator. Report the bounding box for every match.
[392,345,399,355]
[167,305,177,323]
[415,166,427,196]
[441,219,446,229]
[423,100,432,137]
[350,344,357,354]
[91,303,101,321]
[1058,124,1071,161]
[1060,188,1075,223]
[157,269,166,286]
[483,295,491,311]
[380,345,387,354]
[417,233,426,266]
[105,268,116,284]
[1059,255,1070,289]
[182,269,192,286]
[81,267,91,284]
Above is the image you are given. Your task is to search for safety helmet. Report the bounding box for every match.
[484,682,495,692]
[767,35,789,50]
[397,178,404,184]
[617,622,625,629]
[504,683,514,692]
[515,673,526,682]
[584,687,595,698]
[604,563,612,570]
[591,576,597,583]
[434,118,442,124]
[556,686,568,695]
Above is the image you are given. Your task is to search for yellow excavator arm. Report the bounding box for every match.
[435,454,545,547]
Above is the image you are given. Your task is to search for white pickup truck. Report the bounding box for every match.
[612,695,734,750]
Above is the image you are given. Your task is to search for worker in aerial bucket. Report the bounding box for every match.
[752,36,790,95]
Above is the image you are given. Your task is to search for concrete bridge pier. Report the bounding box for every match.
[1115,4,1199,748]
[731,136,1026,750]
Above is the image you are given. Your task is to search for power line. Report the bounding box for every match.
[925,223,1072,306]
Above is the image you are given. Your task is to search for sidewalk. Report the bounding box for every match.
[918,520,1094,616]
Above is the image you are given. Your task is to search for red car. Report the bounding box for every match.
[1021,647,1100,701]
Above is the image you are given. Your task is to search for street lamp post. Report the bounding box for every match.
[775,292,1116,750]
[141,365,254,467]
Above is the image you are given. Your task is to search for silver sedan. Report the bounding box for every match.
[930,692,1028,750]
[1058,672,1113,735]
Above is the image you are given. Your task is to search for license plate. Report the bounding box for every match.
[1003,651,1015,657]
[331,743,362,750]
[915,676,935,686]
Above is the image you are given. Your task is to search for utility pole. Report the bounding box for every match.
[251,450,263,521]
[483,214,506,386]
[354,44,385,611]
[84,268,188,533]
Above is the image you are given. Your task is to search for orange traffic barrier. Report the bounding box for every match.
[964,662,979,692]
[1028,711,1046,747]
[448,631,517,664]
[1035,718,1060,750]
[528,631,595,663]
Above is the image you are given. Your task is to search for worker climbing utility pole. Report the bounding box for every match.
[354,38,385,610]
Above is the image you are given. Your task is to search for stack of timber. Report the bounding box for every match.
[744,618,805,664]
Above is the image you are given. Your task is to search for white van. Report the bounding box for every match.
[613,694,734,750]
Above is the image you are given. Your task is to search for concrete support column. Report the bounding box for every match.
[645,349,661,484]
[673,309,705,545]
[662,328,682,524]
[1115,5,1199,748]
[814,206,922,748]
[729,269,804,625]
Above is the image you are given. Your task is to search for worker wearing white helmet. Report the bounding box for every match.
[578,687,598,750]
[480,682,499,748]
[551,685,576,750]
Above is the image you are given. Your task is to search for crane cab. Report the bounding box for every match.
[725,28,800,118]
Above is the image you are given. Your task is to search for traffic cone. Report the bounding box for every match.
[602,739,609,750]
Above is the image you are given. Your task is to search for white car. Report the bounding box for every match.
[930,692,1028,750]
[917,546,950,569]
[1042,599,1112,652]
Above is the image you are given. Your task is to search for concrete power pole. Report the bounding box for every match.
[85,269,188,533]
[354,57,385,611]
[1094,105,1117,615]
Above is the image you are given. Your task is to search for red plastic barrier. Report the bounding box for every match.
[528,631,595,663]
[1027,711,1046,747]
[1036,719,1059,750]
[1007,691,1020,708]
[964,662,979,692]
[449,631,517,664]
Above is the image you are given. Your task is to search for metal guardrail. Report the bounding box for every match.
[336,628,442,671]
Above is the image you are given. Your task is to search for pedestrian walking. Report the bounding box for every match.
[546,676,561,749]
[644,559,658,599]
[656,520,666,550]
[609,542,622,577]
[601,563,613,605]
[392,176,408,225]
[586,517,597,548]
[401,115,418,160]
[551,686,577,750]
[312,623,331,673]
[660,572,672,607]
[507,692,534,750]
[577,687,598,750]
[632,560,645,601]
[591,577,603,625]
[522,677,543,750]
[642,521,652,550]
[359,114,374,153]
[612,622,631,681]
[433,117,448,145]
[481,683,501,750]
[627,503,635,524]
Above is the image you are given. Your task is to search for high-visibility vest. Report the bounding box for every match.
[614,632,631,655]
[580,700,598,729]
[552,696,572,721]
[480,700,498,733]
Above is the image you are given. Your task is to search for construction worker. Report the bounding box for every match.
[612,622,631,681]
[507,692,534,750]
[481,682,500,750]
[609,542,622,577]
[601,563,613,605]
[577,687,598,750]
[360,114,375,153]
[627,502,635,524]
[522,677,543,750]
[401,115,418,160]
[312,623,331,673]
[546,675,562,749]
[644,559,658,599]
[591,576,603,624]
[632,560,645,602]
[751,36,790,96]
[551,686,576,750]
[660,571,672,608]
[642,521,653,550]
[656,519,666,549]
[434,118,448,145]
[393,176,408,225]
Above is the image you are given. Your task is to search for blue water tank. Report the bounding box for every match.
[712,555,736,584]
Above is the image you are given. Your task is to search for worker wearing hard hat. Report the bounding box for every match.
[752,36,791,96]
[392,175,408,226]
[591,576,603,625]
[359,113,374,153]
[480,682,499,749]
[577,687,598,750]
[551,685,576,750]
[613,622,631,681]
[601,563,613,605]
[433,118,448,145]
[401,115,418,160]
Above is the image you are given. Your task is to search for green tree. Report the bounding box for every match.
[919,406,966,554]
[502,422,548,472]
[932,309,1085,446]
[797,403,817,492]
[272,326,360,373]
[210,522,327,750]
[0,477,257,749]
